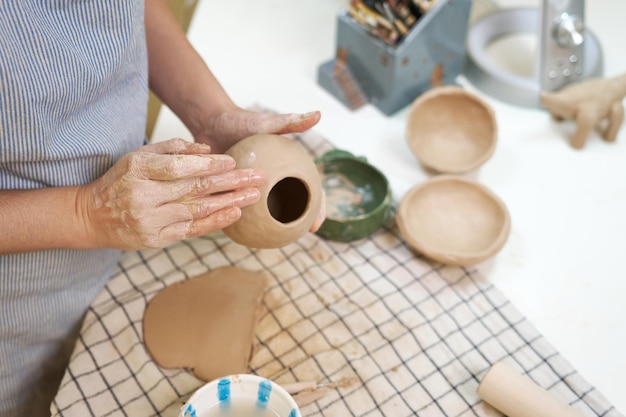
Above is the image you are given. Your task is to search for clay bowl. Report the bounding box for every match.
[315,150,392,242]
[396,176,510,266]
[405,86,497,174]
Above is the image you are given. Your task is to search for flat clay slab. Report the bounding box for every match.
[396,176,510,266]
[143,266,267,381]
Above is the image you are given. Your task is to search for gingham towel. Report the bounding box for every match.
[51,130,622,417]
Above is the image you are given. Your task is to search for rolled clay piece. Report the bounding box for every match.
[477,362,586,417]
[223,134,323,249]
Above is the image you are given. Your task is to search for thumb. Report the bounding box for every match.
[251,111,321,135]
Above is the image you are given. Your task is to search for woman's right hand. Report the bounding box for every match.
[76,138,265,250]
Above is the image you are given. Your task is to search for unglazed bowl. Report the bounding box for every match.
[405,86,497,174]
[315,150,392,242]
[396,176,510,266]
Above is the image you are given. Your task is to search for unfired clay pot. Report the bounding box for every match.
[405,86,497,174]
[396,176,510,266]
[223,134,323,248]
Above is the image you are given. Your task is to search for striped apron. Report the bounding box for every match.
[0,2,148,415]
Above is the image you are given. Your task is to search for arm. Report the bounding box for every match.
[144,1,325,231]
[0,140,264,255]
[144,0,236,135]
[144,0,321,154]
[0,187,91,254]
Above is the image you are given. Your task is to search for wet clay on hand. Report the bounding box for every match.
[142,267,267,381]
[540,72,626,149]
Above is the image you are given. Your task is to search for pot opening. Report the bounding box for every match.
[268,177,309,224]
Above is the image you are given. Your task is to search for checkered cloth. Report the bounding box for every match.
[51,130,622,417]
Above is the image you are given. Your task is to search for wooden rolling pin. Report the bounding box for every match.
[477,362,586,417]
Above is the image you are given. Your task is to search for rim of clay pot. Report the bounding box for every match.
[315,150,392,242]
[179,374,301,417]
[405,86,497,174]
[396,175,511,266]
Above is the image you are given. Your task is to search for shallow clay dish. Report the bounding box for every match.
[396,176,510,266]
[315,150,392,242]
[405,86,497,174]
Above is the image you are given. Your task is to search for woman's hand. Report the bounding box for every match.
[193,107,321,154]
[192,107,326,232]
[76,138,265,250]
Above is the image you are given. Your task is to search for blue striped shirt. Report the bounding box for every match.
[0,1,148,415]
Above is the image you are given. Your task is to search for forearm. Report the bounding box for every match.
[0,187,94,254]
[145,0,234,135]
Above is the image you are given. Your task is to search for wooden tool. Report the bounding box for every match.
[477,362,586,417]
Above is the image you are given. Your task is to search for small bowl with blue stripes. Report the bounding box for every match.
[179,374,301,417]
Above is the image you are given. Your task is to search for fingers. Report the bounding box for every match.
[150,183,260,223]
[141,137,213,155]
[127,151,237,181]
[247,111,321,136]
[168,186,261,223]
[144,186,262,245]
[159,206,244,243]
[271,111,321,134]
[194,110,322,154]
[186,206,243,237]
[159,187,259,241]
[187,188,260,219]
[160,168,265,202]
[134,138,230,180]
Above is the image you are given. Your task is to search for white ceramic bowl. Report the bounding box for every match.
[179,374,301,417]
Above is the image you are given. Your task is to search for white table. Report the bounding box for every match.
[153,0,626,412]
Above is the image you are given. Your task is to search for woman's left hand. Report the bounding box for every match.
[192,107,325,232]
[192,108,321,154]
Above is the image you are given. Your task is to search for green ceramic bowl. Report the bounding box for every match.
[315,150,392,242]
